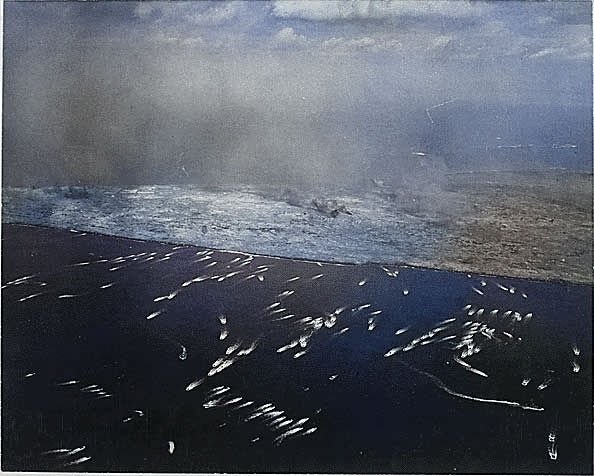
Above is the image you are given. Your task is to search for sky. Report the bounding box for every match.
[2,0,592,188]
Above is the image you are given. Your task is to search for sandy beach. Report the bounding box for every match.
[436,171,593,284]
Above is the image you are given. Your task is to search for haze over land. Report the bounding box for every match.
[3,1,592,189]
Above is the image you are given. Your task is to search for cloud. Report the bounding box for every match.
[273,27,307,45]
[272,0,484,22]
[183,2,240,25]
[133,1,241,25]
[320,35,380,55]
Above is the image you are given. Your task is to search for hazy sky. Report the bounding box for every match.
[3,1,592,187]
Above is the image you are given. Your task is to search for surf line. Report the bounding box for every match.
[395,360,544,412]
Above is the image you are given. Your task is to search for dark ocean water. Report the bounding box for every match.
[1,224,591,474]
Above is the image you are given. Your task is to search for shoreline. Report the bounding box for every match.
[3,221,592,286]
[3,169,592,284]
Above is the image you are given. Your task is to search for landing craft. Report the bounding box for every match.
[233,401,254,410]
[572,344,580,356]
[453,356,471,369]
[63,456,92,467]
[272,314,295,321]
[237,340,259,356]
[495,283,509,292]
[63,446,86,457]
[274,427,303,446]
[466,366,488,378]
[270,307,287,314]
[548,442,558,460]
[245,411,265,422]
[332,306,348,315]
[537,379,551,390]
[207,358,235,376]
[19,292,44,302]
[225,341,242,355]
[277,340,299,353]
[185,378,205,392]
[512,312,522,322]
[275,419,294,429]
[42,448,75,455]
[146,310,164,320]
[262,410,284,421]
[334,327,349,336]
[292,417,310,427]
[223,397,243,406]
[212,357,226,368]
[208,388,232,401]
[354,303,372,312]
[572,361,580,373]
[384,347,401,357]
[203,399,222,409]
[438,317,456,325]
[324,316,337,328]
[301,427,317,436]
[255,403,275,413]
